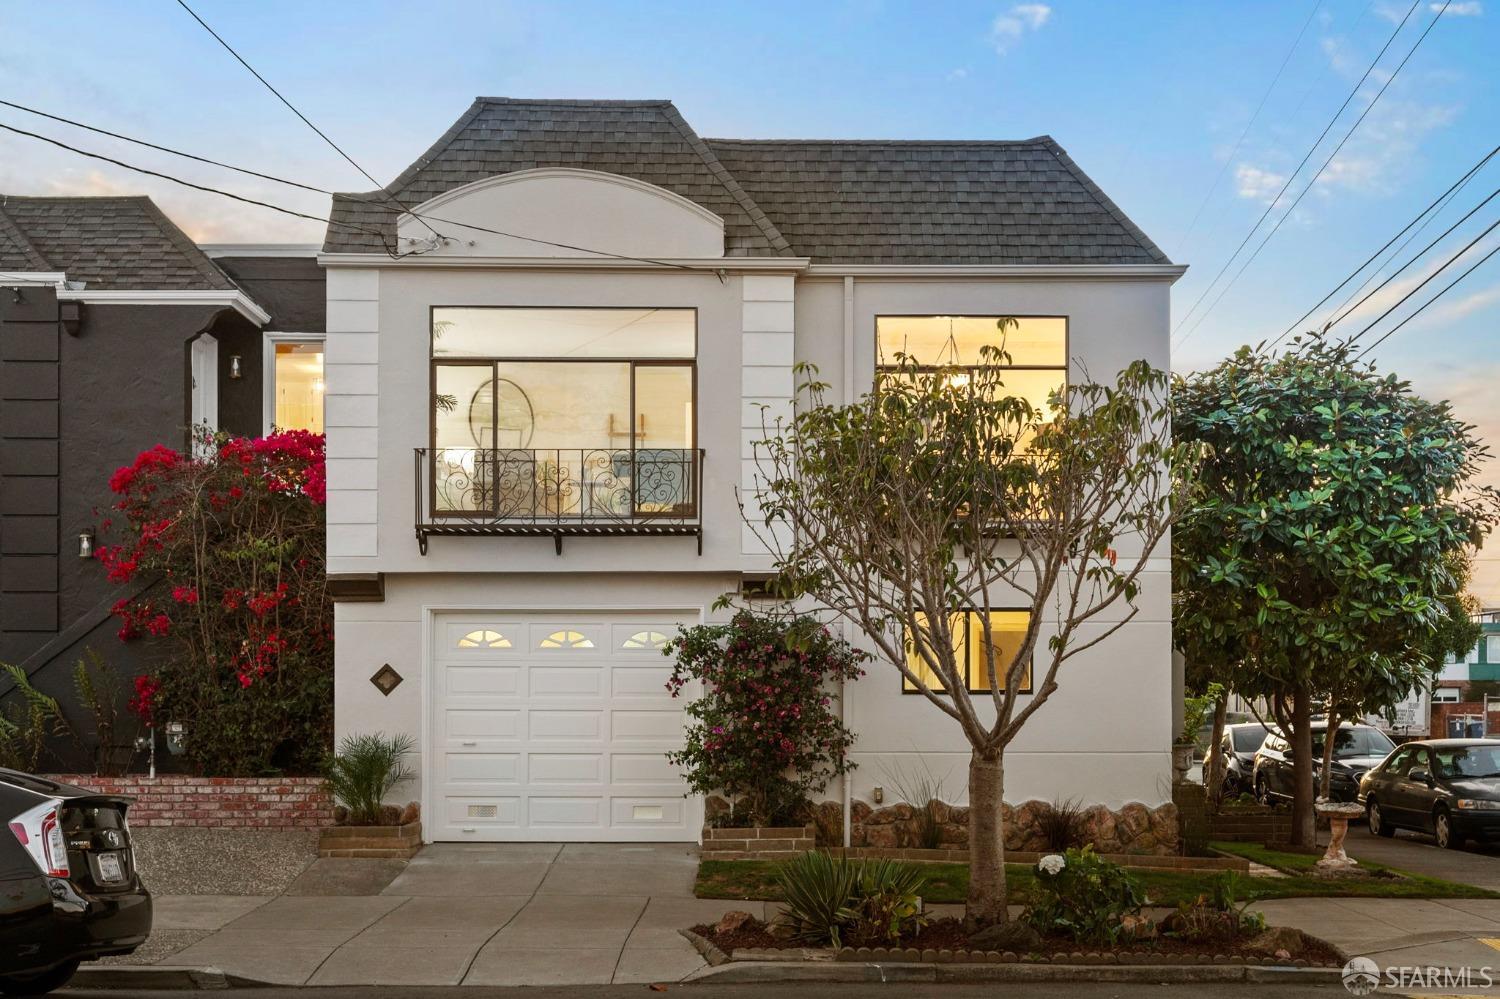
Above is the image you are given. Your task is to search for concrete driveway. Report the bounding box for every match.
[159,843,733,986]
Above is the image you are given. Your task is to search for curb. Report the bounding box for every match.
[74,965,272,990]
[686,960,1344,985]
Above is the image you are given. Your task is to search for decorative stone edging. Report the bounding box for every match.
[800,798,1180,856]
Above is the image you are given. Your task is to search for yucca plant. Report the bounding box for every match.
[775,852,927,948]
[324,732,416,825]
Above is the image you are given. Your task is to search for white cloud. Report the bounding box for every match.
[947,67,970,81]
[1333,230,1500,331]
[44,169,134,198]
[990,3,1051,54]
[1421,281,1500,323]
[1321,99,1460,196]
[1373,2,1410,24]
[1438,1,1483,15]
[1234,163,1288,203]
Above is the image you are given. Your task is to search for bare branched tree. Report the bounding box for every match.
[743,345,1200,927]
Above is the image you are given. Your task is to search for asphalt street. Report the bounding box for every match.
[59,985,1351,999]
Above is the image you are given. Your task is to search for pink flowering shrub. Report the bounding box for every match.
[665,609,865,826]
[96,429,331,776]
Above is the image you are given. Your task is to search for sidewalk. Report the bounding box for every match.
[117,842,722,986]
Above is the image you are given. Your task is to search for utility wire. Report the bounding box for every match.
[173,0,442,239]
[0,108,701,270]
[1269,142,1498,348]
[1327,186,1499,329]
[1348,214,1500,345]
[1175,0,1449,348]
[1178,0,1324,245]
[1171,0,1422,341]
[0,121,407,256]
[1356,240,1500,356]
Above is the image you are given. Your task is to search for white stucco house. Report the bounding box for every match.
[316,98,1186,845]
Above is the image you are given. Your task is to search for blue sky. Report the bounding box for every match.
[2,0,1498,595]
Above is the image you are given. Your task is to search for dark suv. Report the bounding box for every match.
[0,770,151,994]
[1253,723,1396,805]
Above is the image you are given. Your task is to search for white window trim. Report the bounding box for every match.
[263,331,327,435]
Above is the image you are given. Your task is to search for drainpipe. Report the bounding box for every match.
[840,280,855,847]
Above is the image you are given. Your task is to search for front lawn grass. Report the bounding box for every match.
[697,843,1497,906]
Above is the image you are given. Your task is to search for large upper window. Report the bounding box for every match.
[902,610,1033,695]
[876,315,1066,421]
[429,308,696,518]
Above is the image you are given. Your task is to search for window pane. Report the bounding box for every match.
[272,342,324,432]
[969,611,1032,691]
[503,362,629,448]
[877,316,1065,368]
[903,612,965,692]
[434,307,695,359]
[634,366,693,449]
[433,364,496,512]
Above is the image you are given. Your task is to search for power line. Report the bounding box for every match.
[1327,186,1500,330]
[0,108,702,271]
[1268,143,1500,348]
[1171,0,1422,341]
[173,0,442,240]
[0,98,328,195]
[1356,240,1500,356]
[0,121,406,256]
[1178,0,1324,245]
[1349,214,1500,346]
[1175,0,1450,348]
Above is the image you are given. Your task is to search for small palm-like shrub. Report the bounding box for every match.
[775,851,927,947]
[324,732,415,825]
[1024,847,1145,944]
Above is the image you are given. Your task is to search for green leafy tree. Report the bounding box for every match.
[745,349,1198,927]
[1174,338,1497,844]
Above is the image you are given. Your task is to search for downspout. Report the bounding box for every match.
[841,276,856,848]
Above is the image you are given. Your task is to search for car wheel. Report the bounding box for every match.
[1368,799,1395,838]
[0,959,79,996]
[1435,807,1464,850]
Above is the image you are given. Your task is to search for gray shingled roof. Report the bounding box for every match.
[0,195,235,290]
[705,138,1170,265]
[325,99,791,257]
[322,97,1170,266]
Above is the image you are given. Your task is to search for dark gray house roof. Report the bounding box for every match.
[705,138,1170,265]
[0,195,235,290]
[323,98,1170,266]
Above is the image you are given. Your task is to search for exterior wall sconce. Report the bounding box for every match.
[78,529,95,559]
[229,355,242,379]
[872,786,884,804]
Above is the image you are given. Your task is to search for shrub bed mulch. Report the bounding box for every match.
[686,917,1344,968]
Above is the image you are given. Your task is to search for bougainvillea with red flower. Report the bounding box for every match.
[664,609,865,826]
[98,429,331,776]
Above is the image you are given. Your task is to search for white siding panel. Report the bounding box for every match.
[325,363,379,396]
[328,523,378,557]
[742,300,795,333]
[326,299,381,333]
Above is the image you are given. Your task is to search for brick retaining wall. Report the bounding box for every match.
[47,775,331,830]
[700,825,816,861]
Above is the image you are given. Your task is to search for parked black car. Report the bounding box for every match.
[1218,723,1273,795]
[1253,722,1396,805]
[1359,739,1500,850]
[0,770,151,993]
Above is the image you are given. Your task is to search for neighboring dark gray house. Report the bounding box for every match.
[0,195,325,762]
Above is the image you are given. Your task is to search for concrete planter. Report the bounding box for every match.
[701,824,816,861]
[319,821,423,859]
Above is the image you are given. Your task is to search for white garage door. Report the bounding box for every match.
[429,612,698,841]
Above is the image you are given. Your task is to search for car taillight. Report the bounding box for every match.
[9,801,69,877]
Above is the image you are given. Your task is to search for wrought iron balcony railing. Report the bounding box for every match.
[414,447,703,555]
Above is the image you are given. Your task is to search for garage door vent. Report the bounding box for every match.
[467,804,498,819]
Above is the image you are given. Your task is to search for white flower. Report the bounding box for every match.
[1037,854,1066,876]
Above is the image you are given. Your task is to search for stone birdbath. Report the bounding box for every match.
[1314,800,1365,874]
